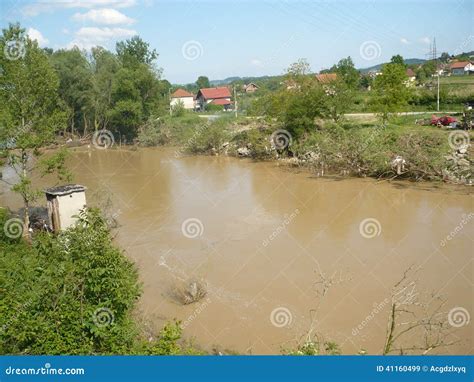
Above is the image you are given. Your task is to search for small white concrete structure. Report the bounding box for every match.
[45,184,87,232]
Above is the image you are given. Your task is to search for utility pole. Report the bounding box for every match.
[425,37,440,111]
[169,88,172,116]
[434,38,440,112]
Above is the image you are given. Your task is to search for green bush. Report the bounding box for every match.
[0,208,203,355]
[186,120,230,155]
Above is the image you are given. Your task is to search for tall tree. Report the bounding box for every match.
[90,47,120,132]
[390,54,406,67]
[116,35,158,67]
[196,75,210,89]
[50,48,93,136]
[335,56,360,89]
[370,62,411,122]
[0,23,68,237]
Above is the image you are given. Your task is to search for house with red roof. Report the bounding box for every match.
[315,73,337,84]
[406,68,416,81]
[170,88,195,110]
[195,87,233,111]
[450,61,474,76]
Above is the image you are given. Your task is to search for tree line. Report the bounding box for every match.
[1,23,171,145]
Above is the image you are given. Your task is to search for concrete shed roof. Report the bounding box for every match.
[45,184,87,196]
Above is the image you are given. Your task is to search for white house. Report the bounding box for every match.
[450,61,474,75]
[170,89,195,109]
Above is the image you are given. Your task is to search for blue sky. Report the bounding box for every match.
[1,0,473,83]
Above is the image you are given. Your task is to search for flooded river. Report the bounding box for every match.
[1,147,472,354]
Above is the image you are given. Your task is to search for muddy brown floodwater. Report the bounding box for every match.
[1,147,472,354]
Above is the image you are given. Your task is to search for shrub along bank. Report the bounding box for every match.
[137,114,472,184]
[0,208,203,355]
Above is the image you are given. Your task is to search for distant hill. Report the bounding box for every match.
[210,75,280,86]
[359,58,426,73]
[190,51,474,87]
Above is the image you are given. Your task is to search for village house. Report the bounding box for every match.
[170,88,195,110]
[195,87,233,111]
[315,73,338,84]
[450,61,474,75]
[243,83,259,93]
[406,68,416,82]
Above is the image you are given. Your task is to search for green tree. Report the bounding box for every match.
[0,23,67,237]
[439,52,450,63]
[323,79,353,122]
[196,75,210,89]
[107,37,166,141]
[335,56,360,89]
[390,54,405,67]
[50,48,94,136]
[370,62,411,122]
[116,35,158,67]
[90,47,120,132]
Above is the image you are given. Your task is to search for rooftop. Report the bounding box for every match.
[450,61,470,69]
[45,184,87,196]
[315,73,337,84]
[171,88,194,98]
[198,87,232,100]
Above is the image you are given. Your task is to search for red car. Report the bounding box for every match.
[430,115,457,126]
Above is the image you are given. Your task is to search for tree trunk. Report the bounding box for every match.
[21,149,30,241]
[83,114,88,138]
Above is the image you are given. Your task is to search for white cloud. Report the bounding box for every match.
[250,58,264,68]
[23,0,136,17]
[72,8,135,25]
[400,38,410,45]
[419,37,431,45]
[27,27,49,46]
[67,27,136,49]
